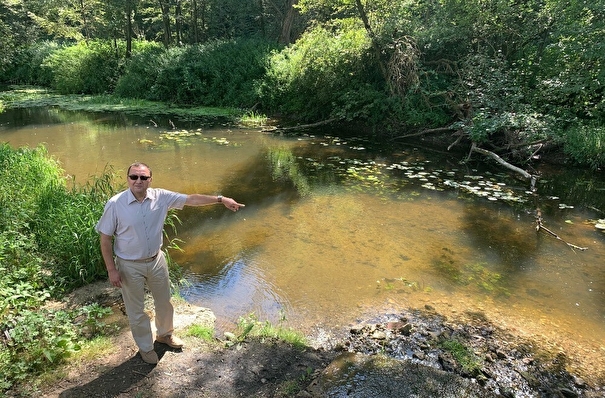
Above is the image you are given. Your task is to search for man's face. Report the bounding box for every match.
[127,165,152,196]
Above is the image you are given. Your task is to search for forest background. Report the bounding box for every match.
[0,0,604,394]
[1,0,604,168]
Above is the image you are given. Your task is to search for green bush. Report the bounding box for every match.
[258,20,391,124]
[1,309,81,389]
[0,304,112,391]
[3,41,61,86]
[116,39,275,107]
[42,40,124,94]
[562,124,605,169]
[113,41,166,99]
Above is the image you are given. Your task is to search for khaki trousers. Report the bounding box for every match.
[116,251,174,352]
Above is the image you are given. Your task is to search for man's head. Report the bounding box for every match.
[127,162,152,198]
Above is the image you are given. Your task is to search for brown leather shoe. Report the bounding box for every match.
[140,349,158,364]
[156,334,184,349]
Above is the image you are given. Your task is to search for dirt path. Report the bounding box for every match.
[33,282,336,398]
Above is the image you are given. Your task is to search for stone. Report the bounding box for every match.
[386,321,413,336]
[350,324,365,334]
[386,321,406,331]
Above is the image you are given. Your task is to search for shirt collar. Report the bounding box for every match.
[127,188,151,204]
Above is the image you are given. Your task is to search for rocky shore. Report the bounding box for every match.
[304,306,604,397]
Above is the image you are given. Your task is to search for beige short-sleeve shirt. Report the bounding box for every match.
[96,188,187,260]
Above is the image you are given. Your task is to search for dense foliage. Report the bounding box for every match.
[2,0,602,168]
[115,39,277,107]
[0,144,114,389]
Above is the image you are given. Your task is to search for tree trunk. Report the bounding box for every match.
[79,0,89,40]
[354,0,389,87]
[191,0,199,43]
[125,1,133,57]
[279,0,298,45]
[175,0,183,45]
[257,0,266,38]
[470,144,537,190]
[199,0,207,41]
[158,0,172,47]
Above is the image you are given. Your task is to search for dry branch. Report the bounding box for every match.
[470,144,537,191]
[262,118,337,133]
[390,127,455,141]
[535,210,587,252]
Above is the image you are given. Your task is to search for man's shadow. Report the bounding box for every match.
[59,342,180,397]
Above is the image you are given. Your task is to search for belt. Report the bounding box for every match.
[122,253,159,263]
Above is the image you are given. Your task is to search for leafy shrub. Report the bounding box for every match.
[113,41,166,99]
[258,20,390,123]
[116,39,275,108]
[0,309,81,388]
[0,144,118,391]
[454,53,554,151]
[42,40,124,94]
[400,72,452,129]
[0,303,113,390]
[562,124,605,169]
[3,41,61,86]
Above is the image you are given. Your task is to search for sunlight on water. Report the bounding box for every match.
[2,108,605,375]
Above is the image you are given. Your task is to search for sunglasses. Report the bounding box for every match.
[128,175,151,181]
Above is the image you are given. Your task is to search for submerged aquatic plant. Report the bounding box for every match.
[431,254,509,297]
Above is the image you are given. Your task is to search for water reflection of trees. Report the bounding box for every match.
[536,167,605,215]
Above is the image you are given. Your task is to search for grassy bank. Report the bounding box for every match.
[0,143,120,390]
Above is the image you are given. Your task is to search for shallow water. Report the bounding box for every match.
[2,107,605,373]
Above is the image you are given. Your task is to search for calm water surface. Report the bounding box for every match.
[2,108,605,372]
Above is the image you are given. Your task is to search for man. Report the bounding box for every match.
[96,162,244,364]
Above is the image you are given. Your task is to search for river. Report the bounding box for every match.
[1,107,604,374]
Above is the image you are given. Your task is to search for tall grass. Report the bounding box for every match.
[0,144,119,391]
[34,170,119,288]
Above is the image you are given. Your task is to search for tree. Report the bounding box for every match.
[158,0,172,47]
[279,0,299,44]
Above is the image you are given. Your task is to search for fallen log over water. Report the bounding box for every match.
[470,144,538,191]
[262,118,337,132]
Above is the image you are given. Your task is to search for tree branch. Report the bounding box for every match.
[262,118,337,132]
[470,143,537,190]
[390,127,455,141]
[536,209,588,252]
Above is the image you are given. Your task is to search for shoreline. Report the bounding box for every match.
[23,281,605,397]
